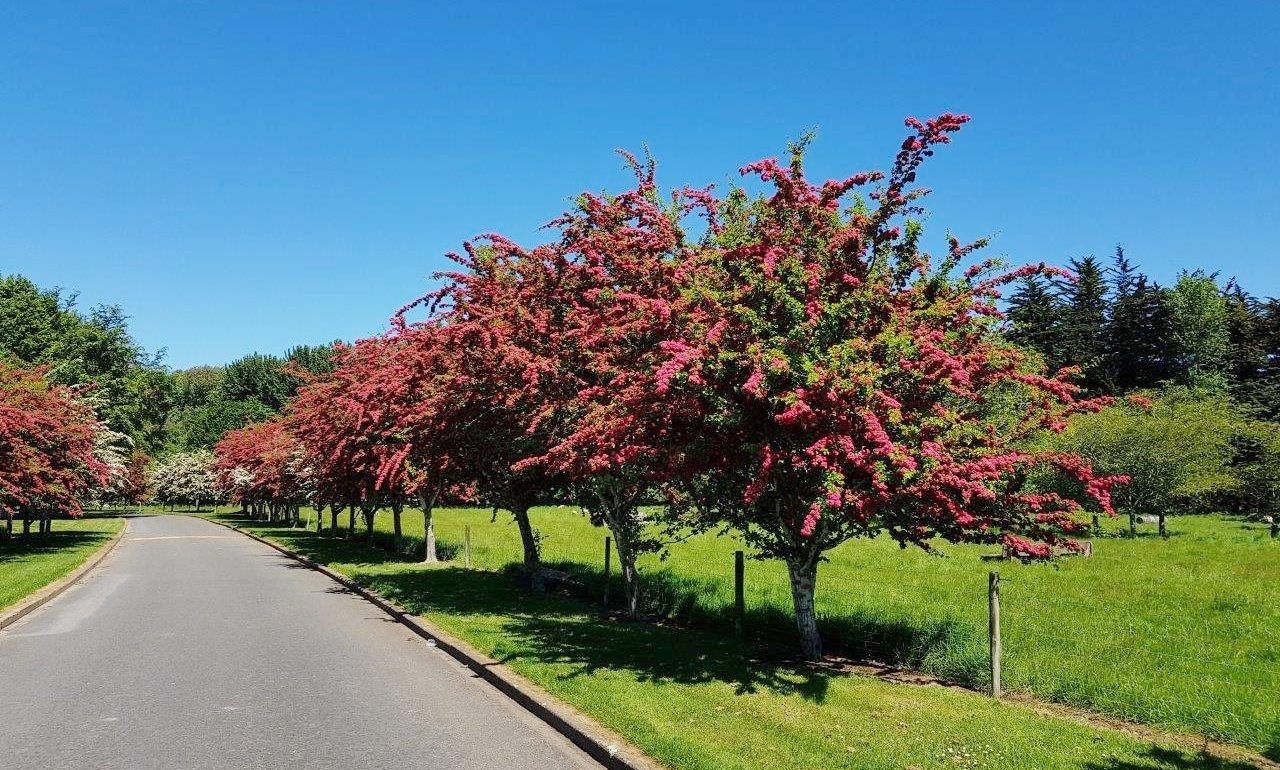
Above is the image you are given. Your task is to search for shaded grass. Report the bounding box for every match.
[205,506,1280,753]
[214,518,1267,770]
[0,515,124,611]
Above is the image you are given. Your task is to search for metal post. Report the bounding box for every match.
[989,571,1002,698]
[603,536,612,609]
[464,525,472,568]
[734,550,745,635]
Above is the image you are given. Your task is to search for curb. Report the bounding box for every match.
[197,516,666,770]
[0,516,130,631]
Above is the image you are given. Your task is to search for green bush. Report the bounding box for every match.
[1046,388,1239,528]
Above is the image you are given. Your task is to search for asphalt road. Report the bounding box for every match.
[0,515,603,770]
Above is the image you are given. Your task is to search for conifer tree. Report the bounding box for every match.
[1006,274,1064,369]
[1055,256,1109,391]
[1104,246,1169,391]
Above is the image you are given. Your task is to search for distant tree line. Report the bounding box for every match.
[0,273,340,456]
[1004,247,1280,418]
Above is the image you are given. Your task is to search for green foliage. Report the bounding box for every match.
[1228,295,1280,420]
[165,398,275,452]
[1103,245,1170,391]
[1167,270,1230,390]
[0,274,167,452]
[285,343,339,377]
[1055,256,1108,390]
[1005,275,1062,368]
[1047,389,1239,515]
[1228,420,1280,518]
[218,353,296,411]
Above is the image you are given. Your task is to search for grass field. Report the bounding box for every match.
[205,505,1279,760]
[0,515,123,612]
[208,513,1268,770]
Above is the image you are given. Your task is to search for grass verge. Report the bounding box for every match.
[0,514,124,612]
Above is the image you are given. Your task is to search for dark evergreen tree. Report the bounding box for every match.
[1231,295,1280,420]
[1055,256,1109,392]
[1104,246,1170,391]
[1005,274,1064,369]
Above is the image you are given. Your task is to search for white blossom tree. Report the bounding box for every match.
[148,450,220,511]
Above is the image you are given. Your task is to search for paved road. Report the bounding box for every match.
[0,515,603,770]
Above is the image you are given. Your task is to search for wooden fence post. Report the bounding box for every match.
[464,525,472,568]
[734,550,745,635]
[989,571,1002,698]
[603,536,612,610]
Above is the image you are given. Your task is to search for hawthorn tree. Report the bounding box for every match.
[557,116,1126,658]
[0,362,109,535]
[397,252,576,585]
[491,155,706,615]
[214,418,310,525]
[288,339,422,547]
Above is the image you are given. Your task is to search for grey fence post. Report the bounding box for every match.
[734,550,745,635]
[603,536,612,609]
[989,571,1002,698]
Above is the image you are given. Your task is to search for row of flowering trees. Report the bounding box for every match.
[0,361,121,536]
[214,115,1127,659]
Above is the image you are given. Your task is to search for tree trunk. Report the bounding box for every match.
[421,493,438,563]
[22,512,32,537]
[594,499,643,618]
[612,528,641,618]
[786,557,823,661]
[1270,517,1277,539]
[1128,511,1137,534]
[511,504,543,591]
[330,504,340,533]
[348,505,356,537]
[1158,513,1167,539]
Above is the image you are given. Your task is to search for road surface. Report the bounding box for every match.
[0,515,603,770]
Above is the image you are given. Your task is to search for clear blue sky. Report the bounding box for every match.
[3,2,1277,369]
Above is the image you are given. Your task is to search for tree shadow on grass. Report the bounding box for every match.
[235,520,982,699]
[233,524,831,701]
[362,564,832,702]
[1083,745,1266,770]
[540,556,987,688]
[0,530,114,565]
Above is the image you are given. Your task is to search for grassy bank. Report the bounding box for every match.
[214,515,1270,770]
[0,515,124,612]
[270,505,1278,751]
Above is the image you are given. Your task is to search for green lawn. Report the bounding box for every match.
[209,505,1278,766]
[0,515,124,612]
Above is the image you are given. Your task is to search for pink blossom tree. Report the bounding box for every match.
[555,116,1126,658]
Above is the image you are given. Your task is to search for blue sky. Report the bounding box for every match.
[3,2,1277,369]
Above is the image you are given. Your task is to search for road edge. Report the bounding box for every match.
[0,516,130,631]
[198,515,667,770]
